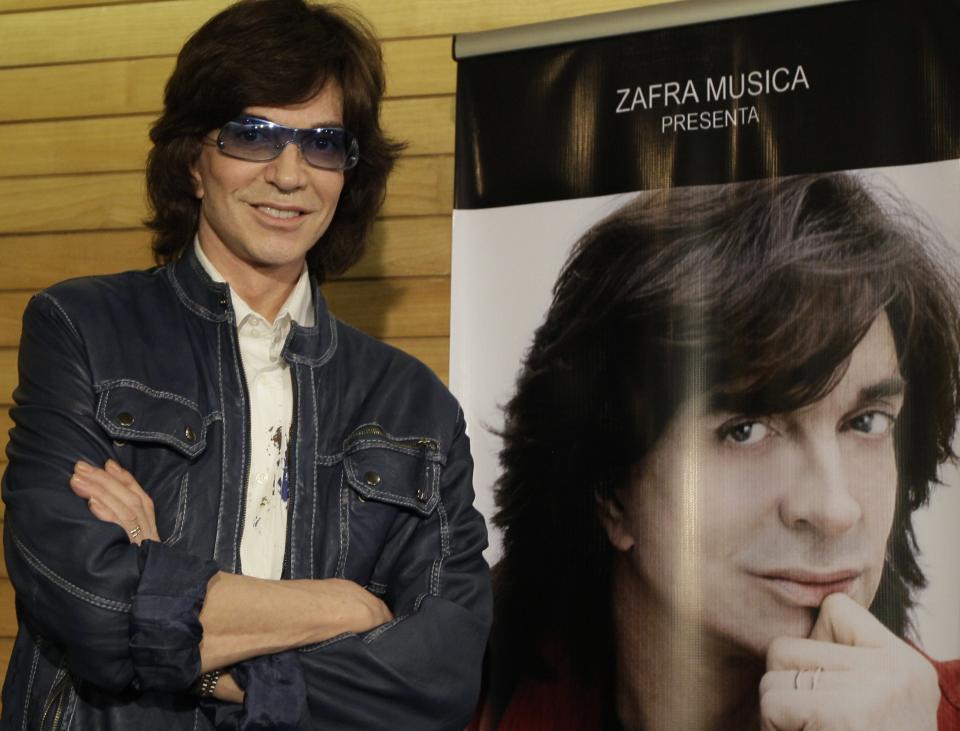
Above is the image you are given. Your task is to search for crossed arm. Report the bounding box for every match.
[69,458,392,702]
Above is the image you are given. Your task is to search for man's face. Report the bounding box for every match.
[603,314,903,656]
[191,82,347,280]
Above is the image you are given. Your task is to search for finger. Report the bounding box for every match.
[767,636,873,672]
[70,472,144,537]
[87,497,120,524]
[760,668,855,696]
[105,460,156,520]
[76,465,149,520]
[760,688,846,731]
[810,593,893,648]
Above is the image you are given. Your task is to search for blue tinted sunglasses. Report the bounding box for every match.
[208,115,360,171]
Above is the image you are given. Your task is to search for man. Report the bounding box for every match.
[473,174,960,729]
[1,1,490,729]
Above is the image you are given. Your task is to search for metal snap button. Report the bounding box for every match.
[117,412,134,427]
[218,296,228,307]
[184,426,196,442]
[113,440,126,447]
[364,471,381,487]
[416,487,427,503]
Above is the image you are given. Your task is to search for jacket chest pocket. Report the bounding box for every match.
[335,424,443,589]
[94,380,214,546]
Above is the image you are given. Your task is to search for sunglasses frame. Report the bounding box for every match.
[210,115,360,171]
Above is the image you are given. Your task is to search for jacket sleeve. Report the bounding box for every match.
[2,292,218,692]
[292,412,492,730]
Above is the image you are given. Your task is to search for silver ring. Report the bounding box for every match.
[129,525,142,539]
[811,666,824,691]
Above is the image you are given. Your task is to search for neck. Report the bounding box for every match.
[611,556,764,731]
[197,229,303,324]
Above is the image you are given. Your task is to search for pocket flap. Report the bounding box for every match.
[342,427,441,517]
[94,382,208,458]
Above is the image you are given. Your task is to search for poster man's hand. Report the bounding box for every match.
[759,593,940,731]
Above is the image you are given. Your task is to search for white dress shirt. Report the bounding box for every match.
[194,239,314,579]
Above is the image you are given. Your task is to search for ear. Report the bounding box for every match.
[190,158,205,200]
[596,490,636,552]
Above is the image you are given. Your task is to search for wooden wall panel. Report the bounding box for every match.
[0,0,673,67]
[0,38,453,124]
[0,408,10,464]
[2,0,140,12]
[0,637,11,691]
[0,97,452,178]
[0,582,15,637]
[0,351,15,406]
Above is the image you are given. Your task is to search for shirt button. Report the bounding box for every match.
[256,472,267,484]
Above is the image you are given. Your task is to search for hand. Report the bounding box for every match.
[69,460,161,545]
[760,593,940,730]
[301,577,395,635]
[211,672,245,704]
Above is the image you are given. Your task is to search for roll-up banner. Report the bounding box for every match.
[451,0,960,717]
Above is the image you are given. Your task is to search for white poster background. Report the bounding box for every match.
[450,159,960,658]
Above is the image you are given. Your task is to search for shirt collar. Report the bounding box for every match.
[193,236,315,328]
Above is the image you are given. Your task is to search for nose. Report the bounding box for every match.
[263,142,306,191]
[779,435,862,536]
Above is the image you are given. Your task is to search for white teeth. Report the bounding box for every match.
[256,205,301,219]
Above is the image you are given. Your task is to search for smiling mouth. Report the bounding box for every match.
[754,570,861,607]
[253,204,307,220]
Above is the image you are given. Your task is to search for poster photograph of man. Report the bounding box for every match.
[462,172,960,730]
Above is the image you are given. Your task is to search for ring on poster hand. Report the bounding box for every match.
[811,666,824,690]
[129,524,142,539]
[794,667,825,691]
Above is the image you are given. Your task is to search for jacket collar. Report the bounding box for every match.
[167,243,338,366]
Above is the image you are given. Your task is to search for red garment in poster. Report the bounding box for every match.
[470,658,960,730]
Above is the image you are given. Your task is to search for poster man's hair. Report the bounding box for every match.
[489,173,960,708]
[145,0,403,282]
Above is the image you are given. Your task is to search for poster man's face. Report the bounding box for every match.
[604,314,902,655]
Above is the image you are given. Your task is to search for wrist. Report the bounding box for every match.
[195,669,223,697]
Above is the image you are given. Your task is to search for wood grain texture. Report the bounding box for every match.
[0,581,14,637]
[0,638,12,689]
[0,215,450,290]
[2,0,140,12]
[0,38,452,123]
[0,350,15,407]
[0,408,9,466]
[0,96,452,178]
[0,0,673,68]
[0,156,452,234]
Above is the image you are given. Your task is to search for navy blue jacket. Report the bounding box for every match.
[1,247,491,729]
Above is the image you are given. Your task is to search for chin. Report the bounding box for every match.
[707,608,815,657]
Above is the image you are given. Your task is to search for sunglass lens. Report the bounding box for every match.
[302,129,357,170]
[219,120,279,161]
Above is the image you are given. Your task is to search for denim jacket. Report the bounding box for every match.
[1,247,492,730]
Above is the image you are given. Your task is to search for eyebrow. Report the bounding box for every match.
[856,375,906,406]
[706,375,906,416]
